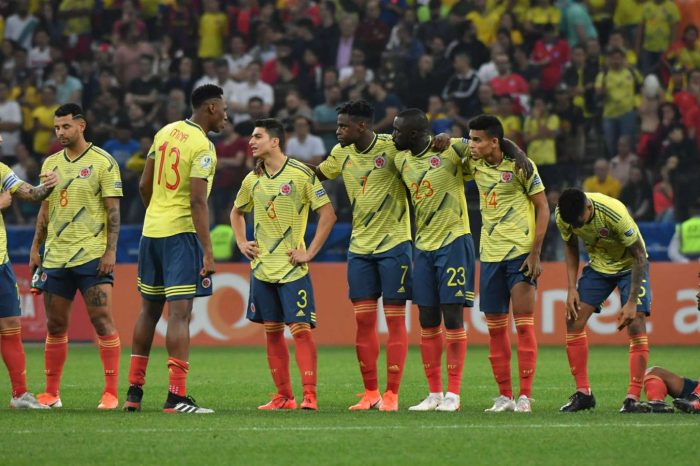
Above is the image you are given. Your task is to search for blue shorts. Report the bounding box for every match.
[138,233,213,302]
[0,262,20,318]
[247,274,316,327]
[578,264,652,314]
[680,378,699,399]
[413,234,475,308]
[347,241,412,302]
[44,258,114,301]
[480,253,536,314]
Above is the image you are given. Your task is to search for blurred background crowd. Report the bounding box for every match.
[0,0,699,261]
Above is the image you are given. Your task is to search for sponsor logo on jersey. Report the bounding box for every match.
[79,167,92,178]
[501,171,513,183]
[599,228,609,237]
[315,188,326,198]
[374,154,386,168]
[200,155,213,169]
[531,174,542,186]
[429,155,441,169]
[624,228,635,237]
[279,183,292,196]
[114,181,122,189]
[201,277,212,288]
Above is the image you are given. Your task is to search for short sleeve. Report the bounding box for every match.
[318,145,343,180]
[305,174,331,211]
[555,208,573,242]
[146,142,156,160]
[191,148,216,179]
[101,158,123,198]
[461,157,474,181]
[609,209,639,247]
[520,159,545,196]
[450,137,471,159]
[233,173,255,212]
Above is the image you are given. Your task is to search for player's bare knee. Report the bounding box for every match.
[645,366,661,376]
[627,315,647,336]
[89,312,115,336]
[46,316,69,335]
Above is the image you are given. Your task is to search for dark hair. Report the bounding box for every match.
[468,114,504,141]
[336,100,374,122]
[55,103,84,119]
[253,118,286,176]
[248,96,264,105]
[396,108,429,132]
[558,188,588,225]
[191,84,223,109]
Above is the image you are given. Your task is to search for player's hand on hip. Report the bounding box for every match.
[616,301,637,331]
[0,190,12,209]
[97,250,116,276]
[39,171,59,189]
[566,289,581,321]
[431,133,451,151]
[201,253,216,276]
[29,248,42,270]
[238,241,259,261]
[287,248,311,266]
[519,252,542,281]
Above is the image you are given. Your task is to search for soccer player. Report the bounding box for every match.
[556,187,651,413]
[463,115,548,413]
[313,100,412,411]
[0,135,58,409]
[123,84,226,414]
[392,108,475,412]
[640,366,696,413]
[670,272,700,414]
[231,118,336,411]
[29,103,122,410]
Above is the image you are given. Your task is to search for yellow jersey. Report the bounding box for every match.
[319,133,411,255]
[0,163,24,263]
[464,156,545,262]
[234,158,331,283]
[555,192,647,275]
[142,120,217,238]
[42,144,123,268]
[198,12,228,58]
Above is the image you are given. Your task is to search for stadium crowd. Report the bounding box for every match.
[0,0,699,252]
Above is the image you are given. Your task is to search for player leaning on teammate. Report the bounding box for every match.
[29,103,123,410]
[124,84,226,414]
[556,188,651,413]
[462,115,549,413]
[232,118,336,411]
[0,134,58,409]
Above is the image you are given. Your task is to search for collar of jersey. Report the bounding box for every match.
[63,142,93,163]
[184,119,206,136]
[354,133,378,154]
[264,157,289,179]
[587,198,597,224]
[415,137,433,158]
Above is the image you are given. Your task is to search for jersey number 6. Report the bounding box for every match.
[157,142,181,190]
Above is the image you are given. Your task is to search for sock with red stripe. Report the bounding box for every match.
[128,354,149,387]
[384,304,407,394]
[353,300,379,391]
[486,315,512,398]
[98,334,120,396]
[1,327,27,398]
[290,323,317,395]
[566,330,590,394]
[446,328,467,395]
[694,381,700,398]
[45,332,68,396]
[264,322,292,398]
[643,374,667,401]
[514,314,537,398]
[420,326,444,393]
[627,333,649,400]
[167,357,189,396]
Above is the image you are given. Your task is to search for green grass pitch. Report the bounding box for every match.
[1,345,698,465]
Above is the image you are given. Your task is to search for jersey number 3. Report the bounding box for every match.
[157,142,181,190]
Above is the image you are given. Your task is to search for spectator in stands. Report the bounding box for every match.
[261,39,298,85]
[103,119,140,170]
[426,95,453,134]
[465,0,501,46]
[446,20,489,69]
[554,84,585,163]
[530,24,570,92]
[4,3,38,51]
[339,48,375,88]
[213,120,253,220]
[477,82,498,114]
[225,34,253,82]
[113,23,155,86]
[31,84,58,156]
[230,61,274,121]
[87,88,121,145]
[367,78,402,133]
[610,136,639,186]
[665,25,700,72]
[620,167,654,222]
[668,200,700,262]
[286,115,326,165]
[495,94,522,146]
[58,0,94,61]
[0,79,22,158]
[125,54,161,115]
[276,89,313,128]
[491,53,529,113]
[237,96,269,125]
[442,52,480,118]
[164,56,196,97]
[110,0,146,46]
[198,0,228,59]
[654,161,676,222]
[46,61,82,105]
[613,0,643,47]
[607,29,637,67]
[637,0,680,75]
[9,143,40,224]
[583,158,622,198]
[335,15,359,71]
[211,59,237,108]
[512,46,541,93]
[313,84,343,152]
[524,0,561,47]
[416,0,452,44]
[28,28,51,82]
[194,58,218,89]
[523,94,559,185]
[356,1,391,69]
[406,54,443,110]
[561,0,598,47]
[317,1,340,67]
[638,74,663,161]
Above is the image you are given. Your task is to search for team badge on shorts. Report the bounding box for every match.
[201,277,212,288]
[599,228,609,237]
[429,155,441,169]
[374,154,386,168]
[249,303,256,314]
[79,167,92,178]
[279,183,292,196]
[501,171,513,182]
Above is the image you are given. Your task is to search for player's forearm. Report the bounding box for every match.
[31,202,49,251]
[139,159,154,207]
[306,204,336,260]
[532,194,549,256]
[626,240,647,305]
[105,198,120,253]
[230,208,248,246]
[14,181,55,203]
[564,238,580,290]
[191,197,213,256]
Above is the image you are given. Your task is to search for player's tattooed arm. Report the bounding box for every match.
[617,238,647,330]
[29,201,49,269]
[98,197,120,276]
[501,138,534,179]
[13,170,59,202]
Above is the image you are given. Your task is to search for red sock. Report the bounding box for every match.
[45,332,68,396]
[420,326,444,393]
[486,315,512,398]
[167,357,189,396]
[290,323,317,395]
[628,334,649,400]
[354,300,379,391]
[643,374,667,401]
[128,354,149,387]
[694,381,700,397]
[384,304,407,394]
[1,327,27,398]
[566,331,590,393]
[264,322,292,398]
[515,315,537,398]
[446,328,467,394]
[98,334,120,396]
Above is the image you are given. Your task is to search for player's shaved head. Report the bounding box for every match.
[191,84,224,109]
[558,188,589,227]
[396,108,430,133]
[393,108,430,152]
